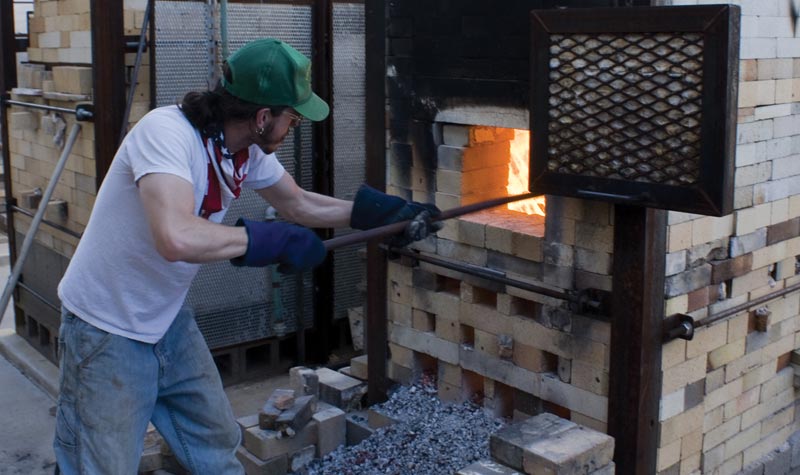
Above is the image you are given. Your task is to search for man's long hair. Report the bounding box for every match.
[179,64,283,134]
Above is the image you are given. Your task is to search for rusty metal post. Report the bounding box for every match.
[91,0,125,187]
[310,0,335,363]
[607,205,666,474]
[365,0,388,404]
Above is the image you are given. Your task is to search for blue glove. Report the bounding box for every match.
[230,218,326,273]
[350,184,443,247]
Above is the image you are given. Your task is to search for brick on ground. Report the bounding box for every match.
[456,460,524,474]
[290,445,316,473]
[243,420,318,461]
[237,414,260,440]
[289,366,319,397]
[312,403,346,457]
[350,354,368,380]
[316,367,367,411]
[367,406,401,430]
[259,389,296,430]
[490,412,614,474]
[275,395,315,432]
[235,447,288,475]
[345,411,374,446]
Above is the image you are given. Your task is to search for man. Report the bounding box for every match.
[53,38,439,474]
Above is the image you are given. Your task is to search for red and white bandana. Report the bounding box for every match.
[200,132,249,219]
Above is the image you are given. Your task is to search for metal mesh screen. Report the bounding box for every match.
[530,5,739,216]
[546,33,704,185]
[332,3,366,321]
[154,1,213,107]
[155,1,316,348]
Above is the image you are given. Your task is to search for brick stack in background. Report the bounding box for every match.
[654,0,800,474]
[386,121,612,432]
[383,1,800,475]
[6,0,149,362]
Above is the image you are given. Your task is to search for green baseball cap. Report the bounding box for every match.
[222,38,329,121]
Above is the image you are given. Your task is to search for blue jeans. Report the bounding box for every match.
[53,307,243,474]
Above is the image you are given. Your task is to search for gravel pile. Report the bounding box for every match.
[306,383,508,475]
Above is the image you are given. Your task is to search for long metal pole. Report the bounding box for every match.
[0,123,82,325]
[323,192,537,251]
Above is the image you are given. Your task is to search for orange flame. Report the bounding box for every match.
[507,129,546,216]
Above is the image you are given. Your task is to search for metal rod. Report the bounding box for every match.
[0,123,81,326]
[5,100,80,115]
[324,192,537,251]
[119,0,152,146]
[692,281,800,330]
[388,246,573,302]
[11,205,82,239]
[16,281,61,313]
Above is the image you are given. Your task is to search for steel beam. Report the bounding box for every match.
[0,0,18,269]
[309,0,335,363]
[364,0,388,405]
[91,0,125,187]
[607,205,666,474]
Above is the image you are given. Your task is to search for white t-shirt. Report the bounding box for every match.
[58,105,286,343]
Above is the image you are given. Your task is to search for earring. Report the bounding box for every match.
[257,127,265,136]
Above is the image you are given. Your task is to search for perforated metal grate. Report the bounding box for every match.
[154,1,317,348]
[332,2,366,321]
[154,1,214,107]
[546,32,704,186]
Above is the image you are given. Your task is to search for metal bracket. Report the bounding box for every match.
[75,103,94,121]
[664,313,695,342]
[571,288,611,317]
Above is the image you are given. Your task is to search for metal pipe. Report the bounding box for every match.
[5,100,80,115]
[388,246,573,302]
[323,192,537,251]
[693,281,800,330]
[0,123,82,326]
[16,281,61,313]
[11,205,82,239]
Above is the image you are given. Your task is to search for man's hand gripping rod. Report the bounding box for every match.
[323,192,538,252]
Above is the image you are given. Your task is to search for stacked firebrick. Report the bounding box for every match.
[656,0,800,473]
[7,0,149,260]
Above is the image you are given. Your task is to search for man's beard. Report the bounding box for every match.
[253,122,287,154]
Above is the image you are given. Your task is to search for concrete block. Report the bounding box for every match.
[345,411,374,446]
[235,447,288,475]
[349,355,368,380]
[456,460,524,474]
[289,366,319,397]
[316,367,367,411]
[490,413,577,470]
[367,406,401,430]
[312,404,345,457]
[243,420,317,462]
[522,425,615,475]
[275,395,315,432]
[137,443,163,473]
[237,414,260,440]
[590,463,615,474]
[51,66,92,95]
[289,445,315,473]
[489,413,614,474]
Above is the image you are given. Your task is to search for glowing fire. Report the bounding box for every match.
[507,129,546,216]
